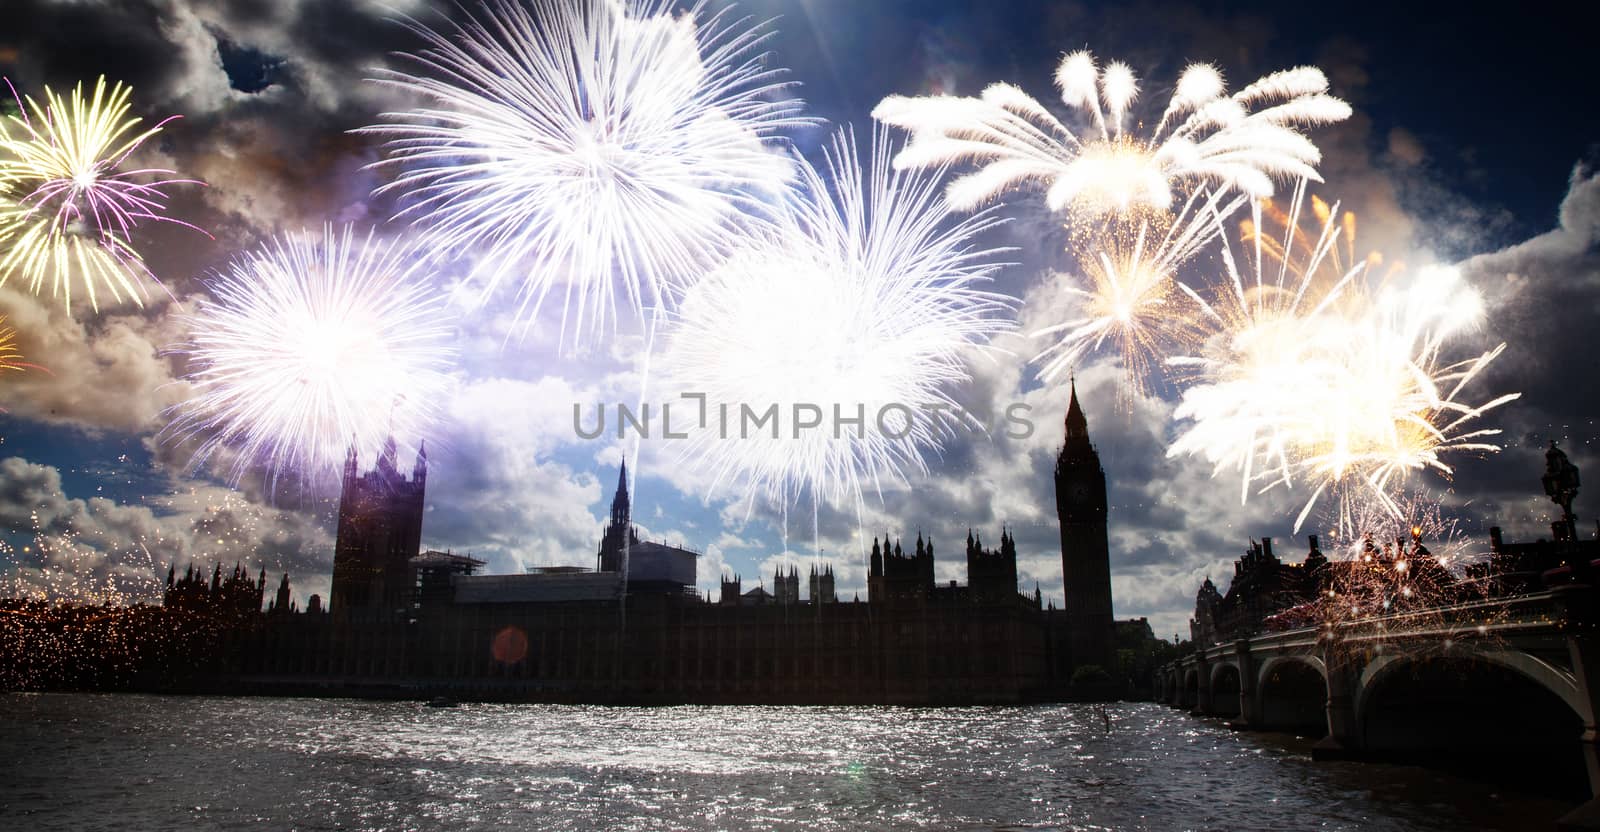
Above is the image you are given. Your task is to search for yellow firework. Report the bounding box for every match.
[1033,188,1241,393]
[0,76,201,310]
[0,315,22,375]
[1169,181,1520,532]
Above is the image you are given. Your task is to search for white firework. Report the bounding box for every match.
[364,0,809,345]
[165,225,456,485]
[872,50,1350,219]
[660,128,1014,511]
[1168,185,1520,532]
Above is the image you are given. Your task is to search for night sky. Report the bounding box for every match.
[2,0,1598,639]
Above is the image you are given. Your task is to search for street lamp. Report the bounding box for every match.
[1542,440,1581,542]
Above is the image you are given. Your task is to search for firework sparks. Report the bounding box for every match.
[164,226,456,485]
[0,486,299,690]
[659,129,1014,512]
[872,50,1350,221]
[365,0,809,345]
[0,315,23,375]
[0,76,203,310]
[1,510,165,608]
[1031,187,1242,390]
[1168,184,1521,532]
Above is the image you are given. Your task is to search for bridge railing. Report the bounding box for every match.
[1174,590,1569,667]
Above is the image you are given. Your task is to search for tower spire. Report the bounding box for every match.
[1056,372,1113,672]
[611,460,631,528]
[1065,375,1089,441]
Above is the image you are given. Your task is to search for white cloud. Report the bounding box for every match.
[0,288,190,435]
[0,455,333,608]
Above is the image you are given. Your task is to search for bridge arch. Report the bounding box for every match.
[1181,668,1199,709]
[1209,661,1241,718]
[1355,646,1588,722]
[1356,650,1588,796]
[1255,655,1327,736]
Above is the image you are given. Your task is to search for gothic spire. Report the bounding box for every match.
[1065,375,1089,441]
[610,461,631,527]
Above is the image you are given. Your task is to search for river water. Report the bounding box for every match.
[0,694,1574,831]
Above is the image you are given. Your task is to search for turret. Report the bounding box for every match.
[1304,535,1327,571]
[413,441,428,485]
[378,434,398,477]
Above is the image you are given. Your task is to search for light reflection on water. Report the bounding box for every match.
[0,694,1572,831]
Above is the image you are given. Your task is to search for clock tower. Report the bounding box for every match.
[1054,378,1114,671]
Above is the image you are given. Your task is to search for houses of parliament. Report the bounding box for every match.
[218,383,1130,703]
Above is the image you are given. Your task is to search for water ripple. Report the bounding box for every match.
[0,694,1572,831]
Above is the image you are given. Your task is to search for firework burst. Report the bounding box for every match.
[0,315,23,375]
[0,76,203,310]
[1031,187,1242,391]
[659,129,1014,512]
[1168,184,1520,532]
[164,226,456,485]
[365,0,809,345]
[872,50,1350,222]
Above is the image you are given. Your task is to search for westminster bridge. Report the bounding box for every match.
[1157,584,1600,826]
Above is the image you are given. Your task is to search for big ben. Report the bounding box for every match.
[1054,378,1114,671]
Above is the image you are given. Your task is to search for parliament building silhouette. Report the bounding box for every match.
[241,382,1124,703]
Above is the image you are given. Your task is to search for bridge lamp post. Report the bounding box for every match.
[1542,440,1581,543]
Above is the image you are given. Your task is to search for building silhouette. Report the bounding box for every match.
[1056,378,1115,670]
[808,564,836,604]
[227,384,1131,702]
[164,562,268,619]
[1186,444,1600,646]
[596,461,639,574]
[329,438,427,618]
